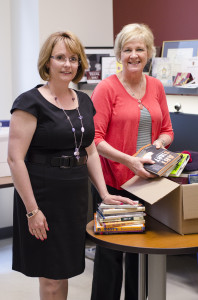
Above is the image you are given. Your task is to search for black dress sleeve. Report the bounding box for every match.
[10,88,40,118]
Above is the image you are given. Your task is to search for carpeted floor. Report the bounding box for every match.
[0,238,198,299]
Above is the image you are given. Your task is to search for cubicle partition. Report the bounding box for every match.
[169,112,198,152]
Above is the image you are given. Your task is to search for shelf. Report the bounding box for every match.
[78,82,198,95]
[78,82,97,90]
[164,86,198,95]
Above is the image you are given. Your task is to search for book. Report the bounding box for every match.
[133,144,181,177]
[98,212,146,223]
[94,214,145,234]
[169,153,190,177]
[86,71,101,84]
[173,72,193,86]
[98,206,145,216]
[97,211,145,221]
[102,219,145,228]
[99,203,139,209]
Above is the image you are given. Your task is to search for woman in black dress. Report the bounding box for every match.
[7,31,135,300]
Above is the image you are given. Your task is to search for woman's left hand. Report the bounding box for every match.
[28,210,49,241]
[102,193,137,205]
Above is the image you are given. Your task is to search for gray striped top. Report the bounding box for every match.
[136,106,152,151]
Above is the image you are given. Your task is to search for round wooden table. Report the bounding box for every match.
[86,216,198,300]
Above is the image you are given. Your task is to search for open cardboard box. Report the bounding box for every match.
[121,176,198,235]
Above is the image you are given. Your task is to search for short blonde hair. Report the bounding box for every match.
[114,23,156,62]
[38,31,88,83]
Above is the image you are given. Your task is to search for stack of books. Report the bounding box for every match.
[94,202,146,234]
[168,153,190,177]
[167,153,193,184]
[133,144,182,177]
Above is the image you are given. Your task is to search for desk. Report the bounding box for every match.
[0,176,13,239]
[0,176,13,188]
[86,216,198,300]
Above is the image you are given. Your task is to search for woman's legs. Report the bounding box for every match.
[91,185,141,300]
[91,245,123,300]
[124,253,139,300]
[39,277,68,300]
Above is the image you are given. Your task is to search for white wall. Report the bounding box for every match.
[167,95,198,114]
[0,0,113,120]
[0,0,13,229]
[1,0,198,119]
[10,0,40,100]
[38,0,114,47]
[0,0,114,229]
[0,0,12,120]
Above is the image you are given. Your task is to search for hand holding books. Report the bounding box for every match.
[127,155,156,179]
[133,144,182,177]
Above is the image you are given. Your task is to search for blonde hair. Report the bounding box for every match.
[38,31,88,83]
[114,23,156,62]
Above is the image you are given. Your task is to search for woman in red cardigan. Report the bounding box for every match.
[91,23,174,300]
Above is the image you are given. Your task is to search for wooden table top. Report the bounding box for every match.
[86,216,198,255]
[0,176,13,188]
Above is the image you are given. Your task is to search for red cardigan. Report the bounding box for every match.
[92,74,174,190]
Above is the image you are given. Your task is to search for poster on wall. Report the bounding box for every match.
[162,40,198,58]
[101,56,117,79]
[80,47,114,83]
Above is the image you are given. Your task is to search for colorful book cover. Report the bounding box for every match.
[97,212,146,223]
[169,153,190,177]
[94,214,145,234]
[173,72,193,86]
[102,219,145,228]
[100,207,145,215]
[99,203,139,209]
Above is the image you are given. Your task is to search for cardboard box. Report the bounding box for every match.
[0,127,11,177]
[121,176,198,235]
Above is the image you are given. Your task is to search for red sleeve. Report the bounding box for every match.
[157,80,174,142]
[91,79,116,146]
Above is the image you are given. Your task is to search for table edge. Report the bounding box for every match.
[86,221,198,255]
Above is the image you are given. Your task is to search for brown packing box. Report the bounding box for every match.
[121,176,198,235]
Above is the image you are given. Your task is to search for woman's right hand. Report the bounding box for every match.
[126,156,156,179]
[28,210,49,241]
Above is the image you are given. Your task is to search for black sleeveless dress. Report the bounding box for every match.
[11,85,96,279]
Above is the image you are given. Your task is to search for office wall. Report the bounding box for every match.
[0,0,12,120]
[39,0,114,47]
[113,0,198,47]
[10,0,40,102]
[0,0,113,230]
[0,0,113,119]
[1,0,197,119]
[113,0,198,113]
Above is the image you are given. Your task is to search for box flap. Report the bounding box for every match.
[182,184,198,220]
[121,175,179,204]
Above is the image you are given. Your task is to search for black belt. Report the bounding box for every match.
[26,153,87,168]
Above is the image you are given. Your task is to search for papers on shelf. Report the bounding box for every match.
[152,56,198,86]
[178,83,198,88]
[152,57,173,86]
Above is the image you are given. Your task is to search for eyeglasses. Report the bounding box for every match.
[50,55,80,65]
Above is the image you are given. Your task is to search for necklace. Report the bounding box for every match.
[47,83,84,161]
[123,76,144,110]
